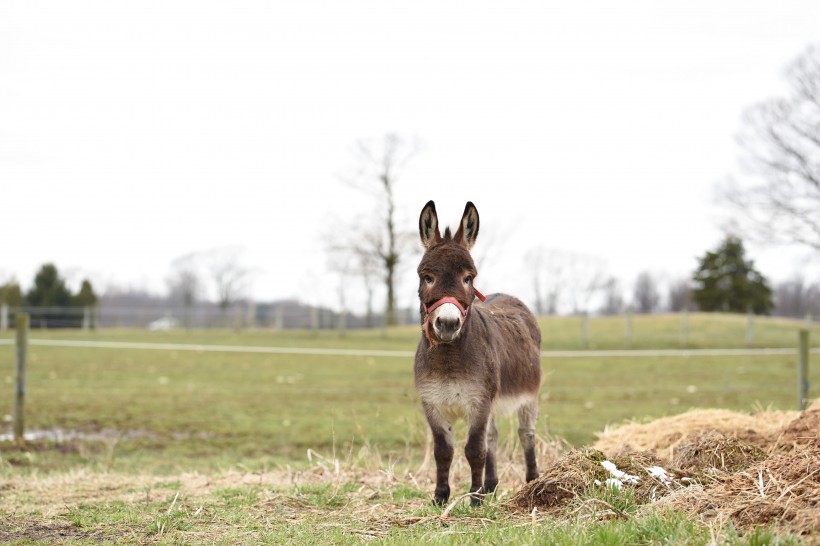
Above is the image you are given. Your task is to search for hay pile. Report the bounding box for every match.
[591,407,798,460]
[657,440,819,534]
[509,400,820,535]
[507,449,676,515]
[671,430,767,474]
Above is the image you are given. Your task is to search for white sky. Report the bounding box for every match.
[2,1,819,313]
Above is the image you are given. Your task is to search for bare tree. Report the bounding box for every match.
[773,275,820,318]
[667,278,693,312]
[524,247,563,315]
[339,133,420,326]
[599,276,624,316]
[167,253,202,329]
[721,43,820,253]
[632,271,660,314]
[206,246,250,325]
[525,247,607,315]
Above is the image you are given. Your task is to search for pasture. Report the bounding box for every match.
[1,313,818,544]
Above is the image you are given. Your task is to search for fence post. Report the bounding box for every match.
[14,312,29,445]
[746,310,754,348]
[624,307,633,348]
[680,309,688,349]
[337,309,347,337]
[798,329,809,411]
[82,306,91,331]
[580,312,589,349]
[310,306,319,336]
[274,306,284,330]
[0,304,7,331]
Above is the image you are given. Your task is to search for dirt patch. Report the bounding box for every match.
[0,519,103,542]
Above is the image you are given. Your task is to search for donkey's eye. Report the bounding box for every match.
[423,275,434,285]
[463,276,472,285]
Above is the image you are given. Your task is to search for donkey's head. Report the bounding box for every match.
[417,201,485,344]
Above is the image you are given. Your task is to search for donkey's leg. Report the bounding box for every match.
[483,417,499,496]
[465,408,491,506]
[423,403,455,505]
[517,399,539,482]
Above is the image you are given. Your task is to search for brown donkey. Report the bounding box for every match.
[414,200,542,506]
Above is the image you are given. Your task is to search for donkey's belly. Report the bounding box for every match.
[492,393,533,416]
[417,380,486,422]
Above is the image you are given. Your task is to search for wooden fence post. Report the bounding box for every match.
[274,305,284,330]
[798,329,809,411]
[580,312,589,349]
[82,306,91,331]
[680,309,688,349]
[14,312,29,445]
[624,307,633,348]
[746,310,755,348]
[0,304,8,331]
[310,306,319,336]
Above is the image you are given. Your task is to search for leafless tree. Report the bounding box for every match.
[206,246,250,325]
[667,278,693,312]
[632,271,660,314]
[167,253,202,329]
[773,275,820,318]
[339,133,421,326]
[721,43,820,254]
[525,247,607,315]
[524,247,562,315]
[599,276,624,316]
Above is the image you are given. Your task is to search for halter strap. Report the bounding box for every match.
[422,288,487,346]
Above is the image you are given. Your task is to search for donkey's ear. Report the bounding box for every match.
[419,200,441,249]
[454,202,479,250]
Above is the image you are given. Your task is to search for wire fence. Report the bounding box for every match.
[0,303,421,331]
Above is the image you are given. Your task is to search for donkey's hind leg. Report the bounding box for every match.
[483,417,499,496]
[517,399,539,482]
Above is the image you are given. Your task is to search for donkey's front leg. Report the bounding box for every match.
[424,404,455,506]
[465,409,491,506]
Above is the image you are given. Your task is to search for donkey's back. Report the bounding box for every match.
[471,293,541,406]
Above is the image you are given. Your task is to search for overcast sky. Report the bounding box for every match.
[2,1,819,313]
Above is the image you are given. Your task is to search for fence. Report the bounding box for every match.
[0,303,421,331]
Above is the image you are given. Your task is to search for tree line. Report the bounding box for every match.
[326,43,820,322]
[3,43,818,327]
[0,264,98,328]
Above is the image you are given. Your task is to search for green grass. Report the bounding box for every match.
[0,313,817,544]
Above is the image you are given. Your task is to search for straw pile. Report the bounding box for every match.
[509,400,820,535]
[591,407,798,460]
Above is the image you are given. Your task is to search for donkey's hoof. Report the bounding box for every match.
[469,494,483,507]
[432,495,449,506]
[526,471,539,482]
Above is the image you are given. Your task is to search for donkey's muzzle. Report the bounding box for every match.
[431,302,464,342]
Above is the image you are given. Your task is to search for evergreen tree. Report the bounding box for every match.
[26,264,72,307]
[73,279,98,307]
[0,280,24,306]
[692,236,773,314]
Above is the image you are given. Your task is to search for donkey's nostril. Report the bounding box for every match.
[435,317,442,329]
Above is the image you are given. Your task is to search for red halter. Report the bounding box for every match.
[422,288,486,346]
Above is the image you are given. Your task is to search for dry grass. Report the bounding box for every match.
[592,407,799,460]
[2,403,819,542]
[507,400,820,536]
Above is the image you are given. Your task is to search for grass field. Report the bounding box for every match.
[0,312,818,544]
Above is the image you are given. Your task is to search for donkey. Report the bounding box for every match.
[414,200,542,506]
